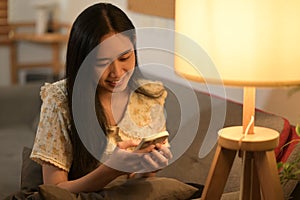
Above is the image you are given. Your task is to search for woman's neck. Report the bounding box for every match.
[97,87,130,104]
[97,87,131,126]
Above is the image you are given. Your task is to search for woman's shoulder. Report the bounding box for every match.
[135,79,167,99]
[40,79,68,105]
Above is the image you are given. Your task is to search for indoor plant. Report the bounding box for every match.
[277,86,300,186]
[277,125,300,186]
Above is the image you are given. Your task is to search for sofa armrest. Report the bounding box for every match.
[0,83,42,127]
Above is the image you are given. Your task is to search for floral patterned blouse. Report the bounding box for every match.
[30,79,167,172]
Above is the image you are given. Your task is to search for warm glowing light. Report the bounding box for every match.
[175,0,300,87]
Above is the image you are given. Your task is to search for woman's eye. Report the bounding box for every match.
[96,62,109,67]
[119,56,129,61]
[119,51,132,61]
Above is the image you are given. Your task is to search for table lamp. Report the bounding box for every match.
[174,1,300,199]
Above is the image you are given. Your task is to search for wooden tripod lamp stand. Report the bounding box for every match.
[174,1,300,199]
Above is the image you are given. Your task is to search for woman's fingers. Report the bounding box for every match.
[104,147,143,173]
[157,145,173,160]
[105,140,172,174]
[142,154,160,170]
[150,149,169,166]
[117,140,139,149]
[134,144,156,153]
[139,148,170,172]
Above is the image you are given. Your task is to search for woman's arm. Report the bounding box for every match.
[43,163,123,193]
[42,141,171,194]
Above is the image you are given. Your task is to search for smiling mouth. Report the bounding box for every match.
[106,78,124,87]
[110,80,121,83]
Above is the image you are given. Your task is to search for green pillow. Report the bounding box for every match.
[39,177,198,200]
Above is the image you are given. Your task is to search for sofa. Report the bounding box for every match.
[0,83,42,199]
[0,78,299,200]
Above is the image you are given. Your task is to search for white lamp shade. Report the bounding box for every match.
[175,0,300,87]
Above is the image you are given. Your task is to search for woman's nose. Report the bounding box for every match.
[109,61,122,78]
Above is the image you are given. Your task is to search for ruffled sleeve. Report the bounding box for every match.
[30,80,73,172]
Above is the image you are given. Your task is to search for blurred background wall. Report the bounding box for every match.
[0,0,299,125]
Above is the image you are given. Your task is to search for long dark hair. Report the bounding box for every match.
[65,3,142,179]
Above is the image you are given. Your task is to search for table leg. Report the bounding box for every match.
[10,41,17,84]
[52,43,60,79]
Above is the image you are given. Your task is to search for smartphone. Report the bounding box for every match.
[135,131,169,150]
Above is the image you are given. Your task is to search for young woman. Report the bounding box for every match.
[30,3,172,193]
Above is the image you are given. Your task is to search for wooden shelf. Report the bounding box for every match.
[0,36,10,45]
[10,32,69,43]
[9,30,69,84]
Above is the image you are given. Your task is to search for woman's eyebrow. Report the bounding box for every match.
[97,57,110,62]
[118,48,133,57]
[97,48,133,61]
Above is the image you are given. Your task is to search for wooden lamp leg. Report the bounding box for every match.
[201,145,236,199]
[254,151,283,200]
[240,151,261,200]
[202,126,283,200]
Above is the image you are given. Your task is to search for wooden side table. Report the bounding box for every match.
[9,31,69,84]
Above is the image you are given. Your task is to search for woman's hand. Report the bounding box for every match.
[137,143,172,170]
[52,141,172,193]
[132,143,173,178]
[103,140,172,175]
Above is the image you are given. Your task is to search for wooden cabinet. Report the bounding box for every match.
[8,23,69,84]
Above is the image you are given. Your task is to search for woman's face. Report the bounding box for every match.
[96,33,136,93]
